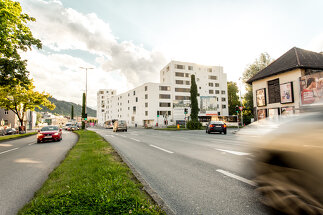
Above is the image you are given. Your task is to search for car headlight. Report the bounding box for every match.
[54,132,59,135]
[37,133,44,137]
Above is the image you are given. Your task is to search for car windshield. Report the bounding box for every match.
[41,126,59,131]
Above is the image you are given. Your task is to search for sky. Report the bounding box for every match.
[19,0,323,109]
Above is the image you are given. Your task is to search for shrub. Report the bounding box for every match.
[187,120,201,130]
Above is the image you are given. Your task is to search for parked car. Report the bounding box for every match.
[37,126,62,143]
[113,120,127,132]
[238,107,323,215]
[206,121,227,134]
[68,126,79,131]
[5,128,17,135]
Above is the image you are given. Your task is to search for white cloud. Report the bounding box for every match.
[307,33,323,53]
[21,0,167,108]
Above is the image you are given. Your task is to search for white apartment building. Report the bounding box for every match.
[97,61,228,127]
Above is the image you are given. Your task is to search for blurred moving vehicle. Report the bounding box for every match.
[104,120,116,129]
[113,120,127,132]
[5,128,17,135]
[37,126,62,143]
[67,126,79,131]
[206,121,227,134]
[239,108,323,215]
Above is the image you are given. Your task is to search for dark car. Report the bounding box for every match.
[238,108,323,215]
[206,121,227,134]
[5,128,17,135]
[37,126,62,143]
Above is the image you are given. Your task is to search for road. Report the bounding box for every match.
[0,131,77,215]
[90,127,275,215]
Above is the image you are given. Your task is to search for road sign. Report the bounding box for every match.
[239,106,243,111]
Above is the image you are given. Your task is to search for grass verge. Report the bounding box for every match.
[19,130,165,215]
[0,132,37,142]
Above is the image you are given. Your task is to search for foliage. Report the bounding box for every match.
[18,130,165,215]
[242,53,273,120]
[187,120,201,130]
[0,81,55,127]
[227,81,240,115]
[36,97,97,117]
[71,105,74,120]
[190,74,199,122]
[0,0,42,87]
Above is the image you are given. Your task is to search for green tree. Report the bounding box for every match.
[0,81,55,127]
[242,53,273,121]
[0,0,42,87]
[71,105,74,120]
[81,93,86,129]
[187,74,201,129]
[227,81,240,115]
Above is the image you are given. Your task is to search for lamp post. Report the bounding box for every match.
[80,67,94,115]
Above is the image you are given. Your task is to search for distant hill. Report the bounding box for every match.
[36,97,97,117]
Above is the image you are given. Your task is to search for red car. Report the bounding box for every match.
[37,126,62,143]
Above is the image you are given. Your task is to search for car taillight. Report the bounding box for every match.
[223,124,227,128]
[209,124,214,128]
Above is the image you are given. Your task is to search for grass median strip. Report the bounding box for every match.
[0,132,37,142]
[19,130,165,215]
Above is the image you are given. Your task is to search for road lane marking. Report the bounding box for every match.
[216,169,256,186]
[105,135,114,138]
[130,138,140,142]
[0,147,19,155]
[150,145,174,154]
[120,135,126,137]
[28,143,34,146]
[215,148,250,156]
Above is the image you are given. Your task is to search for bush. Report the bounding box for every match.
[187,120,201,130]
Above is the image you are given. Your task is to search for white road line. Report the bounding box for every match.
[216,169,256,186]
[119,135,126,138]
[0,147,19,155]
[215,148,250,156]
[130,138,140,142]
[150,145,174,154]
[28,143,34,146]
[105,135,114,138]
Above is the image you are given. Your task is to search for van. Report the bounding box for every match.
[113,120,127,132]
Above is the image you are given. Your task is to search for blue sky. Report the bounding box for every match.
[20,0,323,108]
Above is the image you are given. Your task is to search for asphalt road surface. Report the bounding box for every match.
[0,131,77,215]
[90,127,275,215]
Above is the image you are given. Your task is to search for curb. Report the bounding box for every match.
[0,132,37,143]
[97,132,176,215]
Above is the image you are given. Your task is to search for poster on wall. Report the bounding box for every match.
[280,82,294,104]
[257,109,267,120]
[281,106,294,116]
[200,96,217,113]
[256,88,266,107]
[268,108,280,119]
[300,71,323,105]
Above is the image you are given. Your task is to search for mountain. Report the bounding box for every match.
[36,97,97,117]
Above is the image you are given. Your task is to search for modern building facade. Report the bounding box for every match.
[247,47,323,120]
[97,61,228,126]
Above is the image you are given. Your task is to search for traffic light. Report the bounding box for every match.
[184,108,188,114]
[235,105,239,113]
[157,111,160,117]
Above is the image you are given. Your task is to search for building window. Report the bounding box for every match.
[215,83,219,87]
[159,111,171,116]
[133,91,136,96]
[209,90,214,94]
[4,120,8,125]
[4,109,8,115]
[145,102,148,108]
[175,88,190,92]
[133,106,136,114]
[199,87,201,89]
[186,81,190,85]
[176,80,184,85]
[185,73,190,77]
[100,91,104,94]
[188,66,193,70]
[111,92,114,95]
[208,68,212,72]
[175,96,190,100]
[145,94,148,99]
[222,105,226,108]
[128,107,130,110]
[145,111,148,116]
[128,93,130,96]
[175,64,185,69]
[221,90,225,94]
[136,97,138,102]
[159,102,171,107]
[208,75,217,80]
[209,83,214,87]
[175,72,184,77]
[145,86,148,91]
[159,94,171,99]
[268,79,280,104]
[215,90,219,94]
[222,98,226,102]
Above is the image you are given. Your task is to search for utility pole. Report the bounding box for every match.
[80,67,94,115]
[238,77,244,127]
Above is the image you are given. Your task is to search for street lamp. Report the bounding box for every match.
[80,67,94,115]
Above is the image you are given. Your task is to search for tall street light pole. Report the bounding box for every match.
[80,67,94,115]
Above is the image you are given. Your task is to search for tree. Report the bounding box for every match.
[187,74,201,129]
[0,81,55,128]
[227,81,240,115]
[81,93,86,129]
[71,105,74,120]
[0,0,42,87]
[242,53,273,120]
